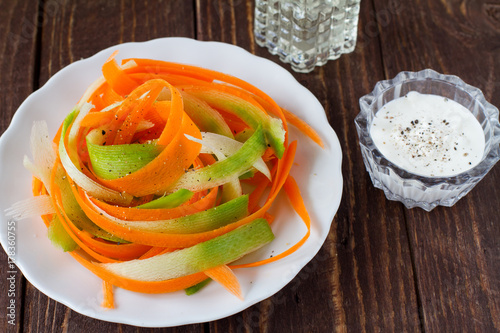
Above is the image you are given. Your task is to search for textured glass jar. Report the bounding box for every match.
[355,69,500,211]
[254,0,361,73]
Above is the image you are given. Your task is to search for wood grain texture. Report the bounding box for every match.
[39,0,196,82]
[199,1,421,331]
[0,0,499,332]
[374,0,500,332]
[0,0,39,332]
[315,1,422,330]
[0,0,38,133]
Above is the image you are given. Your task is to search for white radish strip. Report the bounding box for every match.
[187,132,271,180]
[136,120,155,132]
[100,100,123,113]
[69,103,93,139]
[5,195,55,220]
[67,103,93,163]
[24,121,56,193]
[23,156,38,179]
[184,134,242,199]
[185,134,225,161]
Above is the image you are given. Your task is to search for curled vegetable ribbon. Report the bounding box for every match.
[25,52,323,307]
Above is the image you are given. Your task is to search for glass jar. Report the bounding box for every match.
[254,0,361,73]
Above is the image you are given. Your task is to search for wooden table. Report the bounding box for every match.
[1,1,499,332]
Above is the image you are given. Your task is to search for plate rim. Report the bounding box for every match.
[0,37,343,327]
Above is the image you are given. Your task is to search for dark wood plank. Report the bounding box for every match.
[0,1,40,332]
[306,2,422,331]
[2,0,499,331]
[197,1,421,332]
[0,0,39,133]
[39,0,196,78]
[374,0,500,332]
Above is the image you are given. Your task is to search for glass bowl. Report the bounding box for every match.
[354,69,500,211]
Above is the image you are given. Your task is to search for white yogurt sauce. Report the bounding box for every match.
[370,91,485,177]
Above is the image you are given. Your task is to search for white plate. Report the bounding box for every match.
[0,38,342,327]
